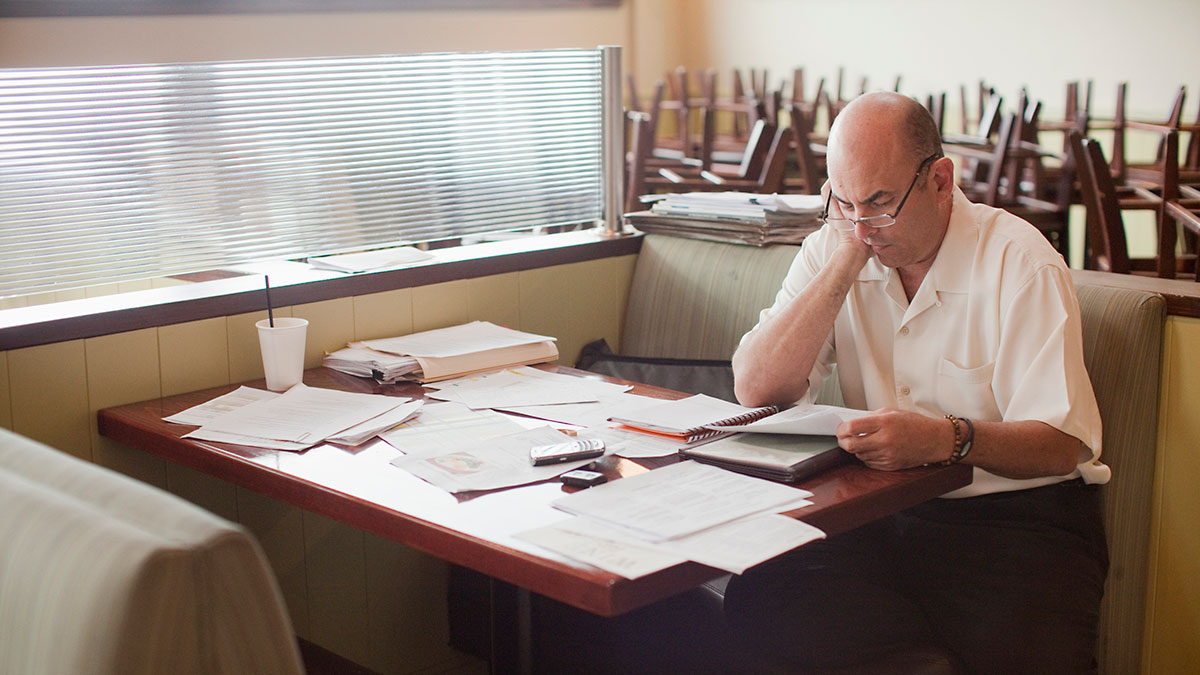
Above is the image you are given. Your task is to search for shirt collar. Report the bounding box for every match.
[924,186,978,295]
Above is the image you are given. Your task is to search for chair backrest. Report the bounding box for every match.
[735,117,777,179]
[1071,132,1136,273]
[754,124,794,194]
[788,105,824,195]
[0,428,304,675]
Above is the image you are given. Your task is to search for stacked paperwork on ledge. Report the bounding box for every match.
[307,246,434,273]
[626,191,825,246]
[323,321,559,383]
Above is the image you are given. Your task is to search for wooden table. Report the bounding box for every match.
[97,366,971,619]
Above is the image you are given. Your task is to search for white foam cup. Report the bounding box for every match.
[255,317,308,391]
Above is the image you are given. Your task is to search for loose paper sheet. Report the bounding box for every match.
[552,460,813,542]
[362,321,556,358]
[163,385,278,426]
[426,366,630,409]
[184,384,408,444]
[390,425,602,493]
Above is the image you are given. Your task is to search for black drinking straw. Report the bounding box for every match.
[264,275,275,327]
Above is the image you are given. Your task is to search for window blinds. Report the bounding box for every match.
[0,49,607,299]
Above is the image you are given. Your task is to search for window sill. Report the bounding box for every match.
[0,229,642,351]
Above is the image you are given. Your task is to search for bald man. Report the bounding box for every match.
[724,93,1108,673]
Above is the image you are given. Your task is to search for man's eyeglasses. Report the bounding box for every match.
[821,153,943,230]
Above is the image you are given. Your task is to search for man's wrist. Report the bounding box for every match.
[940,414,974,465]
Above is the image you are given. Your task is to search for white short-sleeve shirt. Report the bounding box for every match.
[747,186,1108,497]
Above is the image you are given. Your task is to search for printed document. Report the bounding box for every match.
[391,425,603,493]
[551,460,812,541]
[164,385,278,426]
[361,321,556,358]
[518,511,823,578]
[425,366,630,409]
[184,384,408,444]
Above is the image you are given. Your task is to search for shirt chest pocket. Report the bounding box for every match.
[935,358,999,419]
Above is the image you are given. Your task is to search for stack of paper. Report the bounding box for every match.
[626,192,825,246]
[165,384,422,451]
[307,247,434,273]
[322,345,420,383]
[323,321,559,383]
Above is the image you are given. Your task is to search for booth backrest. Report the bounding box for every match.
[1077,284,1164,675]
[0,428,304,675]
[621,234,1166,674]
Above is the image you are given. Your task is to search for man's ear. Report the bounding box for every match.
[931,156,956,199]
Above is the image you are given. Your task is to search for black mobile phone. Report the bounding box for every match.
[560,469,608,487]
[529,438,605,466]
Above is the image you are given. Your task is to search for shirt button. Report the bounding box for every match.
[899,386,911,396]
[899,326,910,336]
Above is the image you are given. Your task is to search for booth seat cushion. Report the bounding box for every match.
[0,428,303,675]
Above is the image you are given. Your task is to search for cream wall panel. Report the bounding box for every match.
[84,328,167,487]
[7,340,91,459]
[0,351,10,429]
[412,280,471,333]
[570,257,626,358]
[353,288,414,341]
[303,511,370,666]
[228,309,279,383]
[518,265,576,364]
[467,273,521,330]
[1147,316,1200,673]
[611,253,639,352]
[518,260,626,366]
[294,298,356,369]
[237,488,311,639]
[158,317,231,396]
[363,533,461,674]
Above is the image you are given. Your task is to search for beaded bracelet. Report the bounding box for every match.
[941,414,975,465]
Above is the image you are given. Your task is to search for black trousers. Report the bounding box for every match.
[723,480,1108,674]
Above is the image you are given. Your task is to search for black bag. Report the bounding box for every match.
[575,339,737,403]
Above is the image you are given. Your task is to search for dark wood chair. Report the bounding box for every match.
[1110,84,1188,186]
[654,120,790,194]
[955,111,1072,257]
[1070,130,1196,278]
[1158,129,1200,279]
[1070,131,1162,274]
[782,103,826,195]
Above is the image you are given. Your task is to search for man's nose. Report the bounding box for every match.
[854,220,875,241]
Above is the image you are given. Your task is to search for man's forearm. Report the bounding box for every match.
[733,246,865,407]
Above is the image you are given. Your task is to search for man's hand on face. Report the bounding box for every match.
[821,180,872,270]
[835,408,955,470]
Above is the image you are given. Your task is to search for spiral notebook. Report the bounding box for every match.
[607,394,780,444]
